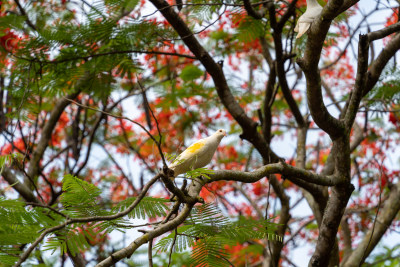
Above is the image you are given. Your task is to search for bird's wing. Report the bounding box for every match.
[169,139,207,168]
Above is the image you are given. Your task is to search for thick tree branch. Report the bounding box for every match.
[1,166,39,203]
[363,33,400,96]
[344,34,369,129]
[297,0,346,140]
[368,21,400,42]
[342,180,400,267]
[309,183,355,267]
[243,0,264,19]
[208,162,342,186]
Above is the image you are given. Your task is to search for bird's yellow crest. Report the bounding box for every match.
[186,142,205,153]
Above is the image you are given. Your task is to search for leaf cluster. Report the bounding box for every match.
[154,203,282,266]
[0,174,171,264]
[0,198,64,265]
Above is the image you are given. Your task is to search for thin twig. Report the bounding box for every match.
[25,202,67,218]
[64,98,166,169]
[361,157,385,263]
[148,238,154,267]
[15,50,196,64]
[137,78,168,168]
[167,228,178,267]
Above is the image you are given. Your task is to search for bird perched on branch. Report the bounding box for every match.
[168,129,227,179]
[294,0,323,38]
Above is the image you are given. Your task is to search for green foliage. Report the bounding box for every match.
[180,64,204,82]
[0,174,172,263]
[234,14,266,42]
[112,196,170,219]
[154,203,282,266]
[0,154,14,176]
[43,227,94,257]
[364,244,400,267]
[366,68,400,108]
[0,198,64,265]
[61,174,109,218]
[185,168,215,180]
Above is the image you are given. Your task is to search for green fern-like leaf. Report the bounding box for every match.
[43,228,92,257]
[112,196,170,219]
[185,167,215,180]
[154,203,282,266]
[61,174,110,218]
[0,198,67,265]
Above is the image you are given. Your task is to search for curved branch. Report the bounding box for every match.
[297,0,347,140]
[208,162,343,186]
[344,34,369,129]
[1,166,39,203]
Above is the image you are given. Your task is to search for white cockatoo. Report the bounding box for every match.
[168,129,227,179]
[294,0,323,38]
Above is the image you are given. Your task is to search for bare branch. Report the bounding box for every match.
[363,33,400,96]
[16,49,196,64]
[208,162,343,186]
[1,166,39,203]
[243,0,264,19]
[64,98,166,171]
[368,21,400,41]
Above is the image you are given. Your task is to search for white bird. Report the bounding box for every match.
[168,129,227,179]
[294,0,323,38]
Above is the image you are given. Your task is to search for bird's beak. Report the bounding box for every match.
[224,132,227,137]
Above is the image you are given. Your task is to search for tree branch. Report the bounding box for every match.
[296,0,346,140]
[308,183,355,267]
[368,21,400,42]
[363,33,400,96]
[342,180,400,267]
[344,34,369,129]
[25,91,80,188]
[208,162,343,186]
[243,0,264,19]
[1,166,39,203]
[17,49,196,64]
[95,176,205,267]
[14,0,37,31]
